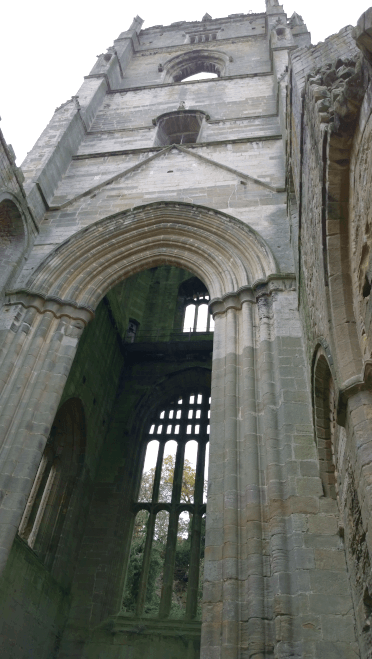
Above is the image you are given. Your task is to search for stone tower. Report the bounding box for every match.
[1,2,372,658]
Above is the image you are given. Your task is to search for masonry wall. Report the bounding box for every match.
[58,266,212,659]
[0,298,125,657]
[1,4,371,659]
[287,11,372,656]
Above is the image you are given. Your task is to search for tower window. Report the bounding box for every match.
[181,72,218,82]
[179,276,214,333]
[183,293,214,333]
[153,110,207,146]
[122,391,210,619]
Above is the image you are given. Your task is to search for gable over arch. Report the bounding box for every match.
[19,202,278,310]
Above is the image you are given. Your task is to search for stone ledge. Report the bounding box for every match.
[210,275,296,315]
[3,290,95,325]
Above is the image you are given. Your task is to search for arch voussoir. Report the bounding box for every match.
[21,202,278,309]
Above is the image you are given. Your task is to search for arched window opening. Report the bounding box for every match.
[124,391,209,619]
[0,198,26,294]
[174,61,220,82]
[153,110,207,146]
[179,277,214,333]
[18,398,86,565]
[162,49,228,84]
[126,318,139,343]
[314,354,338,500]
[178,71,218,82]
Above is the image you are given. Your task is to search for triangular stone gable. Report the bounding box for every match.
[50,144,282,211]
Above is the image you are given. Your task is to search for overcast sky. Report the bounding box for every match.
[1,0,368,164]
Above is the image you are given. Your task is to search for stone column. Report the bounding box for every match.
[239,297,266,657]
[0,293,93,572]
[201,302,238,659]
[202,288,266,659]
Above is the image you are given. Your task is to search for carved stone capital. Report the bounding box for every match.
[4,289,95,326]
[209,274,296,315]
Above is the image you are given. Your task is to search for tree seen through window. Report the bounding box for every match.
[122,392,209,619]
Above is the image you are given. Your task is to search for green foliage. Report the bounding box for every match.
[122,526,165,614]
[123,458,206,617]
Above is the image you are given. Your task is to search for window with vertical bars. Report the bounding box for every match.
[123,392,210,619]
[183,292,214,333]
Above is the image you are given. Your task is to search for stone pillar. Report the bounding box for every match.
[239,298,266,657]
[202,288,265,659]
[0,293,93,572]
[202,305,237,659]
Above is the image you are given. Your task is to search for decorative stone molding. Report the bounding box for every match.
[210,275,296,315]
[21,202,279,307]
[161,49,229,83]
[4,289,95,326]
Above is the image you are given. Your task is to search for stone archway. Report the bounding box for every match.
[1,201,317,658]
[16,201,277,308]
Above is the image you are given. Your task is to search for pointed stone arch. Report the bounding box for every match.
[17,201,278,311]
[0,192,28,295]
[325,129,364,385]
[313,345,338,499]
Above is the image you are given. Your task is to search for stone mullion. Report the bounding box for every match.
[134,440,165,615]
[186,438,206,619]
[152,441,165,503]
[28,459,58,549]
[18,452,49,538]
[239,299,265,656]
[194,303,198,332]
[135,511,157,616]
[159,440,185,618]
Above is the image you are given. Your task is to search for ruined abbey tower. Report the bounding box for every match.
[1,1,372,657]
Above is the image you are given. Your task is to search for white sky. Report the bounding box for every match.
[1,0,368,164]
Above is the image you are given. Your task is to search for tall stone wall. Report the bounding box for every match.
[288,8,372,656]
[1,4,372,659]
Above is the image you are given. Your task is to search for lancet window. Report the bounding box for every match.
[178,276,214,333]
[18,398,86,565]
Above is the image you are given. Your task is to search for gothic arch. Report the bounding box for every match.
[313,345,338,499]
[0,192,28,295]
[22,202,278,310]
[325,129,363,384]
[162,49,229,83]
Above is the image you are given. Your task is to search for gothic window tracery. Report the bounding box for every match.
[123,391,210,619]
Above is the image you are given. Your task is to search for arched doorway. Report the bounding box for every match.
[0,202,282,658]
